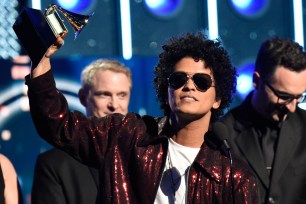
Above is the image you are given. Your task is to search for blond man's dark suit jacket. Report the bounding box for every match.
[221,92,306,204]
[31,148,100,204]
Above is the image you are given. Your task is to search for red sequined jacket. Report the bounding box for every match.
[26,71,259,204]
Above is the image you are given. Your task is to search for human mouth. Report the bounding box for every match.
[180,95,197,102]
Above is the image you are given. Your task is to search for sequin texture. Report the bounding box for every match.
[26,70,259,203]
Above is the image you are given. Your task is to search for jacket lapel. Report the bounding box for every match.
[235,126,270,188]
[229,92,270,188]
[270,113,301,185]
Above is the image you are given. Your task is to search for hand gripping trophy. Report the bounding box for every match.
[13,4,93,65]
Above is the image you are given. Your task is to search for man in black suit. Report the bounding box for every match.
[221,37,306,204]
[31,59,132,204]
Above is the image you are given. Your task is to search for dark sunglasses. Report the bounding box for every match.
[168,72,214,92]
[265,81,306,105]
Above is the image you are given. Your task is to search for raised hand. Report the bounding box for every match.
[31,37,64,78]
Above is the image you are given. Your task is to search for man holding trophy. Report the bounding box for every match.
[14,4,259,204]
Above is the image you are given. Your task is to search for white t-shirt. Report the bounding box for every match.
[154,138,200,204]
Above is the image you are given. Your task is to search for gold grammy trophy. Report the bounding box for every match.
[13,4,93,66]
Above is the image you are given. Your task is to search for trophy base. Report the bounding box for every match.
[13,7,58,66]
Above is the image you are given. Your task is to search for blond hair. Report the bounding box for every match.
[81,59,132,91]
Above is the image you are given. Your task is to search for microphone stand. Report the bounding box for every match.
[223,140,235,204]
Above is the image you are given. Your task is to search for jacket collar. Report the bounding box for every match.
[137,115,223,183]
[194,142,223,183]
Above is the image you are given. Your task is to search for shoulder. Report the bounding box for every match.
[286,108,306,128]
[35,148,93,175]
[0,154,17,181]
[38,148,69,159]
[0,154,20,204]
[296,107,306,118]
[36,148,77,166]
[221,103,252,133]
[0,154,16,173]
[222,105,243,122]
[221,106,242,133]
[0,154,9,164]
[285,108,306,134]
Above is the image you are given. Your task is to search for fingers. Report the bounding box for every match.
[45,37,64,58]
[55,37,64,48]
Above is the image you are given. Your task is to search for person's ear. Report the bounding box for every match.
[212,98,221,109]
[253,71,260,90]
[78,88,87,107]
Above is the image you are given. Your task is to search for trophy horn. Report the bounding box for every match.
[45,4,94,39]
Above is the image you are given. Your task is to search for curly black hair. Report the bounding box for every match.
[153,32,237,121]
[255,37,306,82]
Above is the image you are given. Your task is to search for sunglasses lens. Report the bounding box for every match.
[168,72,213,91]
[193,74,212,91]
[168,72,188,89]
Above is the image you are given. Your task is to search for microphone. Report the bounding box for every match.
[212,121,231,151]
[212,122,235,204]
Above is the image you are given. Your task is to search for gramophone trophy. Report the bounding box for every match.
[12,4,93,65]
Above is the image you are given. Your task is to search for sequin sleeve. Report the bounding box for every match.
[25,70,145,168]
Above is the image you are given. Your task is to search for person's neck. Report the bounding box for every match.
[169,114,210,148]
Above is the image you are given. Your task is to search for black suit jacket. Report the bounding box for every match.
[221,93,306,204]
[31,148,100,204]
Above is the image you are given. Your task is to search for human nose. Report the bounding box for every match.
[107,97,119,111]
[285,99,298,113]
[183,76,196,90]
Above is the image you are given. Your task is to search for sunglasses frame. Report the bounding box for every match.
[168,71,214,92]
